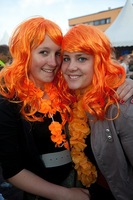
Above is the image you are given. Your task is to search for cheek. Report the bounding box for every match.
[61,64,66,73]
[84,67,94,84]
[29,57,42,73]
[33,58,47,71]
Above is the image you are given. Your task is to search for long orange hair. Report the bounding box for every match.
[0,16,72,122]
[60,24,126,120]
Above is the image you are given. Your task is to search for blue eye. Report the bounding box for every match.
[63,57,70,62]
[40,51,48,55]
[78,57,87,62]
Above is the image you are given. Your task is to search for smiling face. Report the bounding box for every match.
[29,35,61,89]
[61,51,94,90]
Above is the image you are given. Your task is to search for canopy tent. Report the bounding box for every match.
[0,31,9,45]
[105,0,133,47]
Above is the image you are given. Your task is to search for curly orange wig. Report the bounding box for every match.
[0,16,72,122]
[61,24,126,120]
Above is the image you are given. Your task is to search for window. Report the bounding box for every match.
[86,18,111,26]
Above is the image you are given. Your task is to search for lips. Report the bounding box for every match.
[42,69,55,73]
[68,75,81,79]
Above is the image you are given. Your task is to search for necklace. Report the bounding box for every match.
[39,82,69,149]
[20,81,69,149]
[69,95,97,187]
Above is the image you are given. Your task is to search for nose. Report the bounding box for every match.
[67,59,78,71]
[48,54,59,67]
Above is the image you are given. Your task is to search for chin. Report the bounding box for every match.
[44,78,54,83]
[68,84,78,90]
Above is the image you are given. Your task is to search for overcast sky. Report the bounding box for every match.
[0,0,127,41]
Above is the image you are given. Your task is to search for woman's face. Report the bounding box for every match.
[29,35,61,89]
[61,51,94,90]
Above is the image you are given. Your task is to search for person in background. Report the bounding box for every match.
[0,45,23,200]
[60,24,133,200]
[0,44,12,70]
[120,54,131,75]
[0,17,90,200]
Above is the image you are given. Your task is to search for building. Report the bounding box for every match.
[69,0,133,59]
[68,7,122,32]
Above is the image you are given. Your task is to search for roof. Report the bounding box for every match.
[105,0,133,47]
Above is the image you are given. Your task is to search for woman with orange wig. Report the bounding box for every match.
[0,17,90,200]
[61,24,133,200]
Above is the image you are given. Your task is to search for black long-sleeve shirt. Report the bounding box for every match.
[0,95,72,184]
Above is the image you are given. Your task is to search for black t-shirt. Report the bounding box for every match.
[0,95,72,184]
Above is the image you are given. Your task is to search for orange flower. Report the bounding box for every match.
[40,100,51,114]
[69,98,97,187]
[21,81,69,149]
[49,121,67,148]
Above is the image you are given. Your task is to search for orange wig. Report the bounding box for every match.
[61,24,126,120]
[0,16,66,121]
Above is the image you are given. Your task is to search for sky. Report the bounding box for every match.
[0,0,127,43]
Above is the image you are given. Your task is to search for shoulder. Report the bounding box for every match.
[0,95,11,109]
[107,97,133,137]
[108,97,133,119]
[0,95,20,119]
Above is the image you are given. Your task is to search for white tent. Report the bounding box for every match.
[0,31,9,45]
[105,0,133,47]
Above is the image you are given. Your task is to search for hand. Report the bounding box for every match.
[116,78,133,103]
[65,187,90,200]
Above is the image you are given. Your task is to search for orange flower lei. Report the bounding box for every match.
[19,81,69,149]
[69,97,97,187]
[40,82,69,149]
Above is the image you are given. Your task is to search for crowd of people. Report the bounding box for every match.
[0,16,133,200]
[115,53,133,78]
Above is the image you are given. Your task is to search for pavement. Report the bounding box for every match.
[0,166,24,200]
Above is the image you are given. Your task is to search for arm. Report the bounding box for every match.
[116,78,133,102]
[115,98,133,165]
[8,169,90,200]
[0,97,90,200]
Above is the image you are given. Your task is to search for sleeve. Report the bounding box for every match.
[0,96,24,179]
[114,97,133,166]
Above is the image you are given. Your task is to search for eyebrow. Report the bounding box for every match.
[63,53,86,57]
[38,47,61,52]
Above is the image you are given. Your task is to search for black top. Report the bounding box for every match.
[0,95,72,184]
